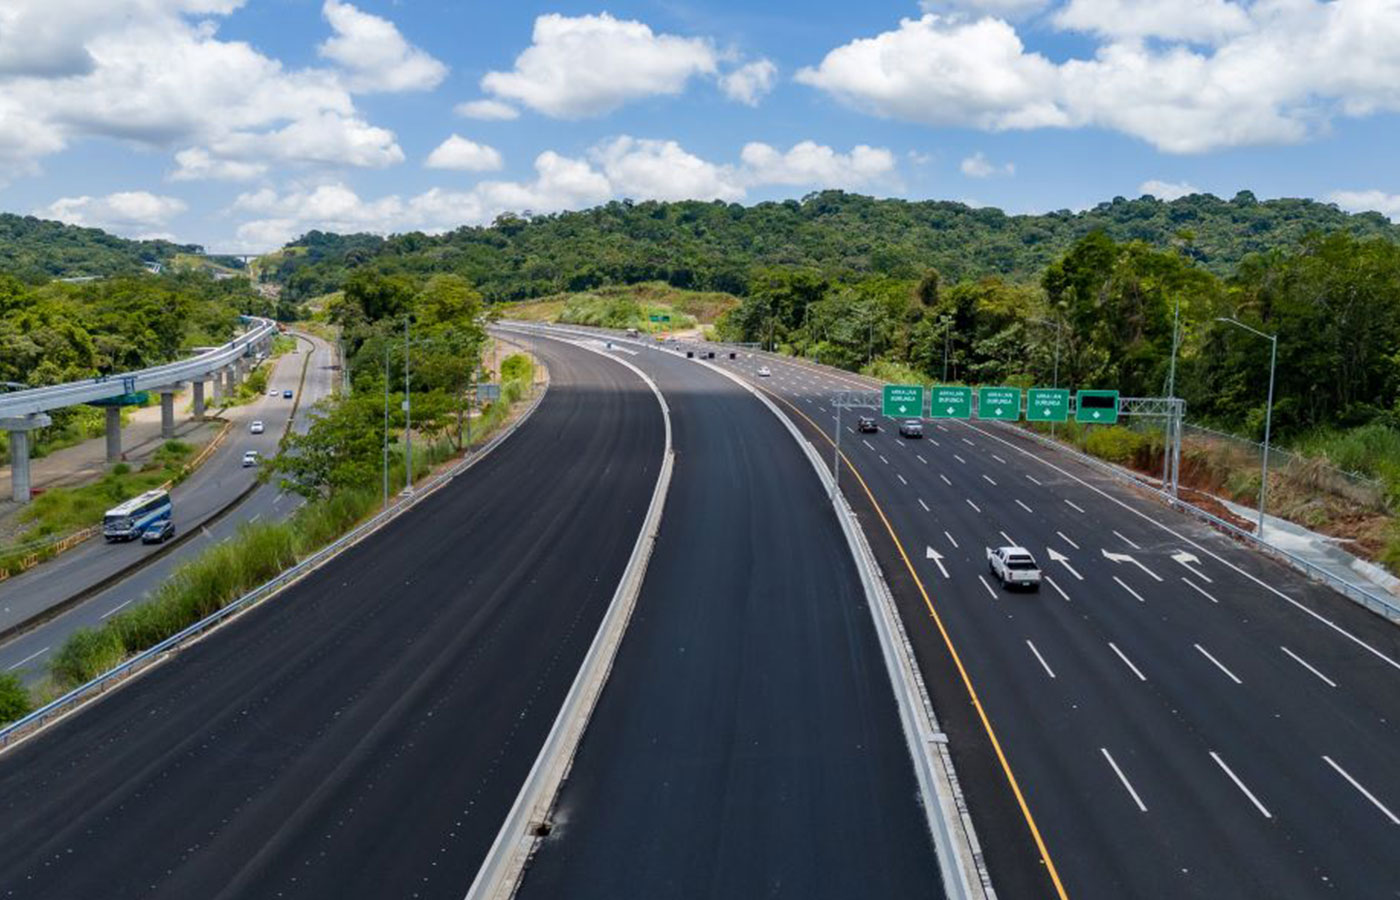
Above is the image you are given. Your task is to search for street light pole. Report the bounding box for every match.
[941,318,952,382]
[404,316,413,494]
[382,339,390,508]
[1216,316,1278,538]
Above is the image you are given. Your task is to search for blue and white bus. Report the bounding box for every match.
[103,489,172,542]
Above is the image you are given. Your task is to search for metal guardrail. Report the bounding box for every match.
[0,376,549,750]
[0,316,278,419]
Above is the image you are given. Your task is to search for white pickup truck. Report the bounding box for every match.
[987,546,1042,590]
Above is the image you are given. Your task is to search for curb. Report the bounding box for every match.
[466,328,674,900]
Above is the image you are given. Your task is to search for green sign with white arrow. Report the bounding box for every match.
[1026,388,1070,422]
[882,384,924,418]
[977,387,1021,421]
[1075,389,1120,424]
[930,385,973,419]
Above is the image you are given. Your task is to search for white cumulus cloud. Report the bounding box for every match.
[425,135,504,172]
[318,0,446,93]
[591,137,744,201]
[720,59,778,106]
[455,99,520,121]
[740,141,896,188]
[480,13,718,118]
[1054,0,1250,43]
[39,190,188,238]
[1139,179,1200,200]
[170,147,268,182]
[1328,189,1400,221]
[960,151,1014,177]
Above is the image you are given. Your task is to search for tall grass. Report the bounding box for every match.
[1292,424,1400,500]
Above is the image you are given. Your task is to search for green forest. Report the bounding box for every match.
[0,213,202,280]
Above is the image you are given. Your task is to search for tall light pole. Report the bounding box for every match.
[382,339,390,508]
[1216,316,1278,538]
[941,318,953,382]
[403,316,413,495]
[1166,296,1181,399]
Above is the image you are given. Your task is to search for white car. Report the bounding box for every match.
[242,450,260,467]
[757,366,772,377]
[268,388,279,396]
[249,420,265,434]
[987,546,1042,590]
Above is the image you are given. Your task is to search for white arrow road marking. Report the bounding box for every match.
[1171,550,1213,582]
[1055,530,1079,550]
[926,546,950,578]
[1101,549,1163,581]
[1047,548,1084,581]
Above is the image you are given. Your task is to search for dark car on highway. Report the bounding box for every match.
[857,416,878,433]
[140,519,175,544]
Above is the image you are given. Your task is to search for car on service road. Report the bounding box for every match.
[282,389,293,399]
[899,419,924,438]
[250,420,264,434]
[858,416,878,433]
[242,450,260,467]
[268,388,279,396]
[758,366,771,377]
[987,546,1042,590]
[141,519,176,544]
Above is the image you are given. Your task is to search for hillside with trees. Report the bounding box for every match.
[0,213,201,280]
[263,191,1400,303]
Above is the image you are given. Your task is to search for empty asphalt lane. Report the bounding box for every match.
[0,337,663,899]
[515,343,943,899]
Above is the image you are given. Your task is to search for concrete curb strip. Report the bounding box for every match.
[0,365,550,754]
[465,328,674,900]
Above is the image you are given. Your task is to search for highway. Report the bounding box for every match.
[697,342,1400,898]
[0,336,665,898]
[514,337,943,898]
[0,333,335,675]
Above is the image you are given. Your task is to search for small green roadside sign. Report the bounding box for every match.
[882,384,924,418]
[929,385,973,419]
[1026,388,1070,423]
[1075,389,1120,424]
[977,387,1021,421]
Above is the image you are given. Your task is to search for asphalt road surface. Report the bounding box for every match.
[699,341,1400,899]
[515,337,944,899]
[0,332,336,677]
[0,336,663,899]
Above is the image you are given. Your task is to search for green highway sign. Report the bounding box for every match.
[929,385,973,419]
[977,387,1021,421]
[882,384,924,418]
[1076,389,1121,424]
[1026,388,1071,422]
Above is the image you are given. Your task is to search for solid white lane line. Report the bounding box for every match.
[1101,748,1148,812]
[897,473,908,485]
[967,499,982,513]
[99,600,133,620]
[1065,499,1086,513]
[918,498,930,512]
[982,474,997,485]
[1281,646,1337,687]
[1211,752,1272,819]
[880,455,889,465]
[1044,576,1070,601]
[1015,499,1034,514]
[1195,643,1243,684]
[954,454,967,464]
[1109,642,1148,681]
[7,646,50,670]
[1113,530,1141,550]
[962,437,975,446]
[1027,640,1057,678]
[1322,755,1400,824]
[1182,577,1220,604]
[939,474,952,486]
[917,454,928,464]
[1026,474,1042,485]
[999,530,1016,547]
[978,575,998,599]
[1056,531,1080,550]
[993,454,1007,464]
[1113,576,1147,604]
[963,420,1400,673]
[944,531,959,549]
[862,440,876,451]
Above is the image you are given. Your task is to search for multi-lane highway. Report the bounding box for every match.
[698,341,1400,898]
[513,337,943,898]
[0,337,664,897]
[0,333,334,675]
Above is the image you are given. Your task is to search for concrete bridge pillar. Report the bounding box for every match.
[192,380,206,417]
[159,387,180,440]
[105,406,122,462]
[223,366,237,395]
[3,413,53,503]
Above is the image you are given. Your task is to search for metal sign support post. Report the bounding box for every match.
[830,391,881,500]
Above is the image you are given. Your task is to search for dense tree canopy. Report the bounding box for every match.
[0,213,200,281]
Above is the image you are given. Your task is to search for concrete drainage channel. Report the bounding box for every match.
[466,331,674,900]
[0,369,550,754]
[496,323,992,900]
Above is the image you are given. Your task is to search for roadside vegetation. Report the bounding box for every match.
[503,282,736,333]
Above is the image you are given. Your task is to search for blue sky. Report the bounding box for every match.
[2,0,1399,251]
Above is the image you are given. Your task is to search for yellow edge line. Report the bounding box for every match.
[762,382,1070,900]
